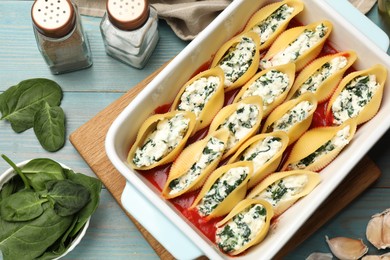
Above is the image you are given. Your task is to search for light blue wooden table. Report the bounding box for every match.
[0,1,389,259]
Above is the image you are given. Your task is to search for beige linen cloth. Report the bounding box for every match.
[74,0,377,41]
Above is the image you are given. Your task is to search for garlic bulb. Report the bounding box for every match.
[325,236,368,260]
[366,208,390,250]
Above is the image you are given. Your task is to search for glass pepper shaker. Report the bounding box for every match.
[100,0,159,69]
[31,0,93,74]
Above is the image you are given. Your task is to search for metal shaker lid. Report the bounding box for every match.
[107,0,150,31]
[31,0,75,38]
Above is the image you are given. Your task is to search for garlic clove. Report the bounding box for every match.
[380,252,390,260]
[325,236,368,260]
[362,253,390,260]
[362,256,381,260]
[366,208,390,249]
[367,211,385,249]
[305,252,333,260]
[382,209,390,247]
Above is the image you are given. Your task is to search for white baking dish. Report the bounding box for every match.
[106,0,390,259]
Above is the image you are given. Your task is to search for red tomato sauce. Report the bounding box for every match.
[137,34,352,249]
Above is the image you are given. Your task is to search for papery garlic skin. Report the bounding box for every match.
[366,208,390,250]
[325,236,368,260]
[305,252,333,260]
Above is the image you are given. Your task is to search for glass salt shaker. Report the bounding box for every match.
[100,0,159,69]
[31,0,93,74]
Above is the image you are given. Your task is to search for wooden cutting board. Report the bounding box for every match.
[69,65,381,259]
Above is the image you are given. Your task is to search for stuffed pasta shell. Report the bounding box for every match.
[243,0,304,50]
[215,199,274,255]
[162,129,229,199]
[247,170,320,216]
[260,20,333,71]
[327,64,387,125]
[228,131,289,188]
[286,51,357,102]
[171,67,225,132]
[190,161,252,220]
[211,32,261,91]
[233,63,296,117]
[209,96,264,159]
[262,93,317,145]
[128,111,196,170]
[282,119,357,171]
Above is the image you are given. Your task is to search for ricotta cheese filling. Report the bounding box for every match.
[216,204,267,253]
[253,174,309,206]
[240,137,282,173]
[260,23,328,69]
[294,56,348,97]
[133,114,190,167]
[251,4,295,45]
[217,103,260,151]
[168,137,225,195]
[218,36,257,87]
[267,101,314,132]
[240,69,290,111]
[287,125,351,170]
[177,76,220,118]
[197,166,249,217]
[331,74,379,125]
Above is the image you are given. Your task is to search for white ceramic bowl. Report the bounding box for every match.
[0,159,90,260]
[106,0,390,259]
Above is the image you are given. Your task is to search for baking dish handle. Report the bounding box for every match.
[325,0,390,51]
[121,181,203,259]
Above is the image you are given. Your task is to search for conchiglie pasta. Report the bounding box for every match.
[286,50,357,103]
[260,20,333,71]
[233,63,296,117]
[281,119,357,172]
[327,64,387,125]
[171,67,225,132]
[209,96,264,159]
[190,161,252,220]
[215,199,274,255]
[246,170,321,216]
[162,129,230,199]
[128,111,196,170]
[262,93,317,145]
[243,0,304,50]
[228,131,289,188]
[211,31,261,91]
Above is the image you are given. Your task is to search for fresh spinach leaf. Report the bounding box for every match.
[0,203,73,260]
[36,216,79,260]
[22,158,65,191]
[22,158,64,175]
[0,78,62,133]
[33,102,66,152]
[63,169,102,236]
[0,175,23,203]
[46,180,90,217]
[0,190,48,222]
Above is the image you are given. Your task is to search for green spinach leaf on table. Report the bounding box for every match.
[33,102,66,152]
[0,78,62,133]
